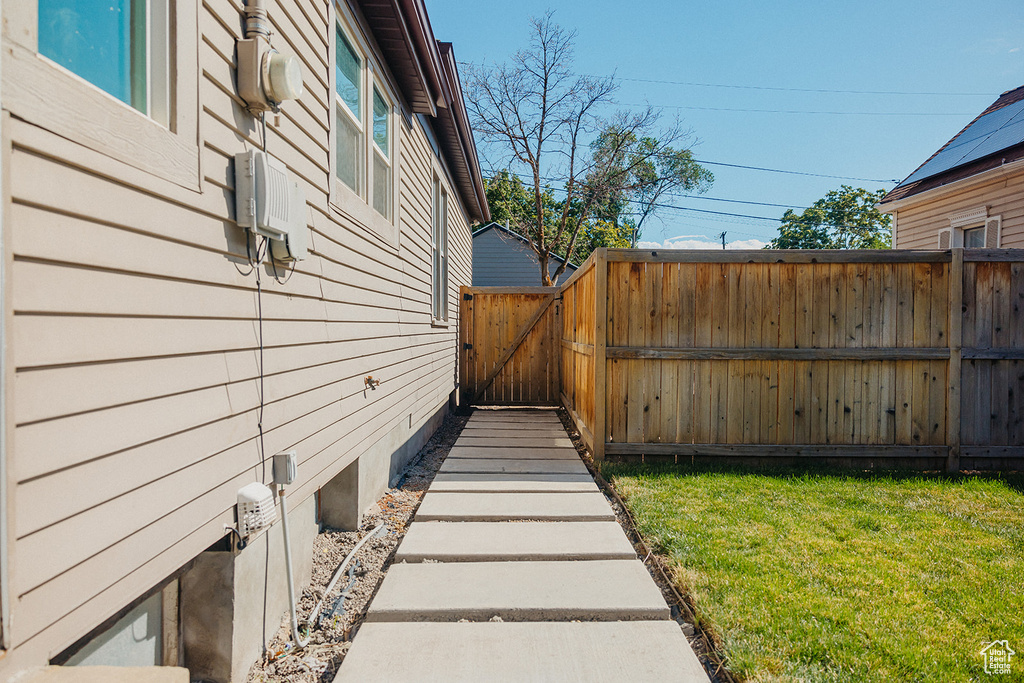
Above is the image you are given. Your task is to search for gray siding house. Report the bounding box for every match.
[472,223,578,286]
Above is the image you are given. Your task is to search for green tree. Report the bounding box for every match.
[767,186,892,249]
[588,125,713,246]
[482,171,632,265]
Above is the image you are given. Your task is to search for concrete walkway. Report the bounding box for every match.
[334,409,709,682]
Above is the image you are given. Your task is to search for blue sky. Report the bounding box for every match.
[426,0,1024,248]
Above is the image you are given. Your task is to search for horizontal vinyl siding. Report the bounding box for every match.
[895,169,1024,249]
[1,0,472,670]
[472,229,576,286]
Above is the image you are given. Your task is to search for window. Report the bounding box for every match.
[432,177,449,321]
[372,86,392,219]
[335,27,363,193]
[332,10,397,237]
[7,0,199,188]
[963,226,985,248]
[941,211,1003,249]
[38,0,170,125]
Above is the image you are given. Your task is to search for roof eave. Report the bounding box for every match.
[878,156,1024,213]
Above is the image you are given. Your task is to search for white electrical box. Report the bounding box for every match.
[235,149,307,261]
[237,482,277,537]
[273,450,298,486]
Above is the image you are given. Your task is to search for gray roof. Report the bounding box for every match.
[471,223,578,287]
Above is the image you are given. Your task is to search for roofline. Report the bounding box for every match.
[472,222,579,268]
[355,0,489,224]
[878,155,1024,214]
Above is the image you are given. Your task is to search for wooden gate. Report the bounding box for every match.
[459,286,561,406]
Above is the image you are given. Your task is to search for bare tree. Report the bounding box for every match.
[465,13,711,284]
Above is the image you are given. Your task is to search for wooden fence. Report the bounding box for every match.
[465,248,1024,470]
[459,287,561,406]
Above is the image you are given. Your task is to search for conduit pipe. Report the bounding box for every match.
[278,487,309,648]
[243,0,271,40]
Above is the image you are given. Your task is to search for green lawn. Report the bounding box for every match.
[605,465,1024,682]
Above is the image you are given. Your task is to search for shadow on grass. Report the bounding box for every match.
[600,460,1024,495]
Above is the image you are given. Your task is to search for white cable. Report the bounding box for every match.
[304,522,386,630]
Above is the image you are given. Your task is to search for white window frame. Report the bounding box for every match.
[4,1,199,189]
[370,81,393,221]
[941,207,1002,249]
[334,23,365,197]
[330,2,399,246]
[431,174,449,323]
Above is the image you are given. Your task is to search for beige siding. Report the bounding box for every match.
[1,0,472,672]
[894,168,1024,249]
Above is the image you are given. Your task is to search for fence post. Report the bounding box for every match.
[593,249,609,462]
[947,248,963,472]
[459,286,472,409]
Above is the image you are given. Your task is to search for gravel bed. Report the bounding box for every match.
[246,412,469,683]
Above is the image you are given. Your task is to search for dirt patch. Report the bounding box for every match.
[555,408,736,683]
[246,412,469,683]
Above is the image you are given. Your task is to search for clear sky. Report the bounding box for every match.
[425,0,1024,248]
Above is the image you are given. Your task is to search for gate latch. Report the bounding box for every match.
[463,343,473,350]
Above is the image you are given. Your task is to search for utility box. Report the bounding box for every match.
[234,149,307,261]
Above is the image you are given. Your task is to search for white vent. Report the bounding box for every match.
[985,216,1002,248]
[937,228,952,250]
[237,482,277,537]
[234,149,305,258]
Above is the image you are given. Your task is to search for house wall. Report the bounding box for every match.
[472,228,575,286]
[0,0,473,677]
[892,167,1024,249]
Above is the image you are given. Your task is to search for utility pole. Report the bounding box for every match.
[718,231,727,249]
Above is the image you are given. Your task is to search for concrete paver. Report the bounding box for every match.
[438,457,589,475]
[460,428,569,438]
[415,491,615,521]
[468,409,561,419]
[334,408,710,683]
[447,445,580,460]
[366,559,669,622]
[455,435,575,448]
[336,621,709,682]
[395,521,635,562]
[462,421,564,430]
[429,472,598,493]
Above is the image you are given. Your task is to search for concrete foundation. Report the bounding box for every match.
[180,493,318,683]
[23,666,189,683]
[179,400,449,682]
[320,402,448,530]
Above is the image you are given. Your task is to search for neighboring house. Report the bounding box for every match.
[880,84,1024,249]
[472,222,578,286]
[0,1,487,681]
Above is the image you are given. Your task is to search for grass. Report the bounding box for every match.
[605,464,1024,683]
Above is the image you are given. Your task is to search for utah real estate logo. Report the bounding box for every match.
[981,640,1015,676]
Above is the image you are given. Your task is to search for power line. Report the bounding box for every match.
[610,75,990,97]
[622,102,974,117]
[459,61,990,97]
[688,159,898,184]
